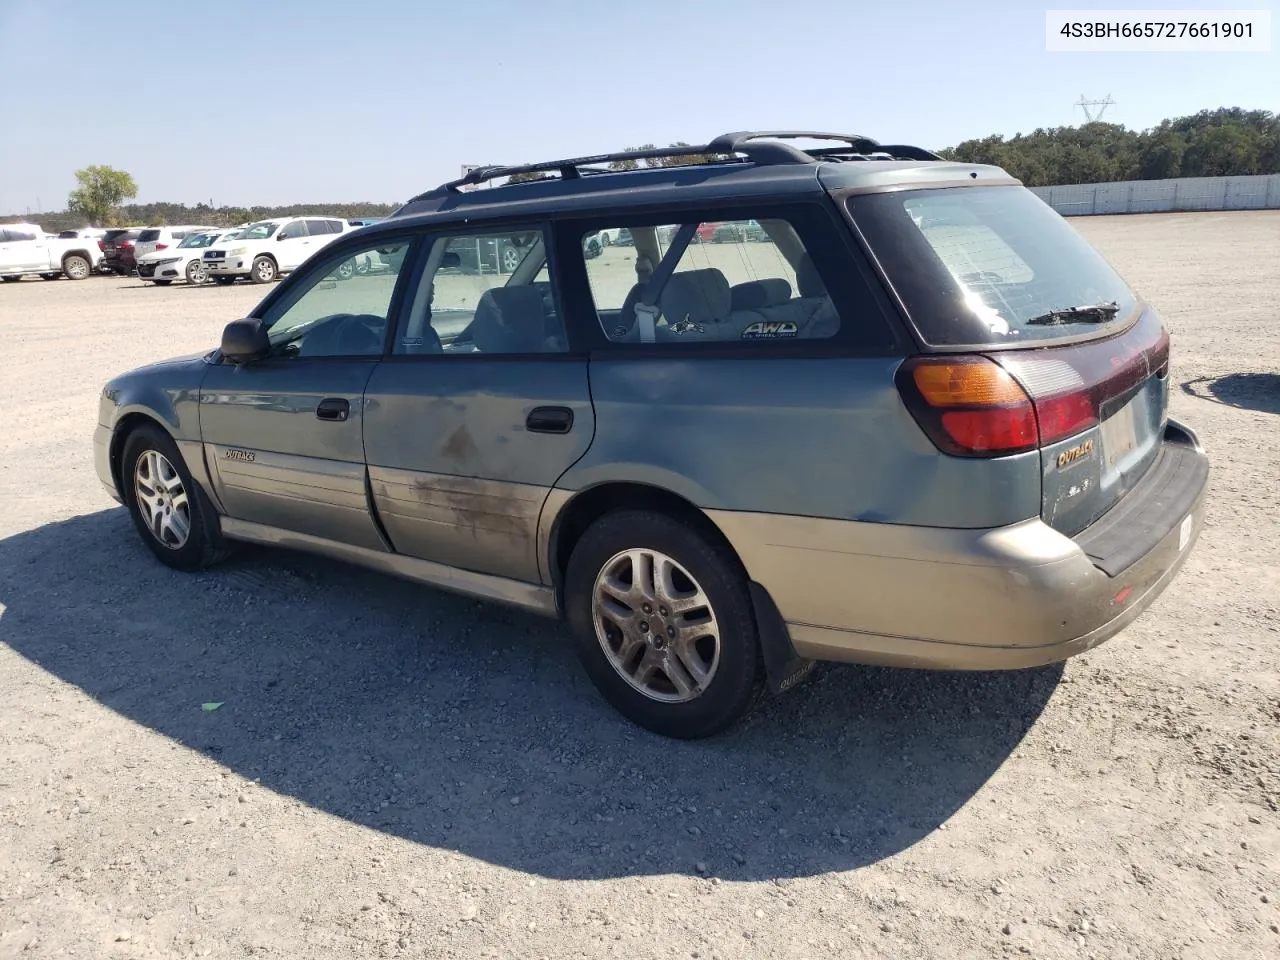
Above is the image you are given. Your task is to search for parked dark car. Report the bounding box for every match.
[100,228,143,275]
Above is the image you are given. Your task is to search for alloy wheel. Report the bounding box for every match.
[133,450,191,549]
[591,548,721,703]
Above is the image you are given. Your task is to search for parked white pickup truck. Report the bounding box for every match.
[0,223,103,281]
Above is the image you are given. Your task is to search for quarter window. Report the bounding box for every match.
[394,228,567,355]
[581,215,842,345]
[255,238,413,359]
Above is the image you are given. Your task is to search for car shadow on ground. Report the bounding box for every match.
[0,509,1061,882]
[1182,373,1280,415]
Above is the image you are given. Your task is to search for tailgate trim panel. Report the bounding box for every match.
[1072,420,1209,577]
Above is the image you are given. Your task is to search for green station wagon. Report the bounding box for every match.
[95,131,1210,738]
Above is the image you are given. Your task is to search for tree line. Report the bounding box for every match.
[8,107,1279,229]
[939,108,1280,186]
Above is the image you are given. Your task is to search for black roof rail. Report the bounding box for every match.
[705,130,884,163]
[409,131,944,200]
[418,144,740,200]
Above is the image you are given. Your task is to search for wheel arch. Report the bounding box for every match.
[545,480,814,696]
[108,411,172,498]
[546,482,744,595]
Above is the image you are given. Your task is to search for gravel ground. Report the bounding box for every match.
[1,211,1278,959]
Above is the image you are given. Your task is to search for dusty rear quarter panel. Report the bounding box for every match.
[559,358,1042,527]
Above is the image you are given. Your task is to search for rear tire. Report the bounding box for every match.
[564,509,763,739]
[62,255,91,280]
[121,423,232,572]
[1,275,21,282]
[249,256,277,284]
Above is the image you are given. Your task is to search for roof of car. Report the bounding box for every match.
[373,131,1013,236]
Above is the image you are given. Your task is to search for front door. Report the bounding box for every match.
[362,225,593,584]
[200,234,417,551]
[272,220,315,272]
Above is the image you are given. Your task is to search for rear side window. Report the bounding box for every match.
[2,227,39,242]
[847,186,1139,346]
[305,219,341,235]
[580,208,885,348]
[137,229,161,242]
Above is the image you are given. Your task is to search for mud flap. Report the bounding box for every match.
[748,581,816,695]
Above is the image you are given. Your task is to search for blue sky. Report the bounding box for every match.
[1,0,1275,212]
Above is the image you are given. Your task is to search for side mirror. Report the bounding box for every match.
[439,251,461,269]
[220,318,270,363]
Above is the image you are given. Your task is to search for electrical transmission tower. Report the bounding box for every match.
[1075,94,1115,123]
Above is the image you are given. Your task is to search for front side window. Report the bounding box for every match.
[847,186,1139,346]
[277,221,307,241]
[255,238,413,359]
[394,227,566,355]
[581,213,844,345]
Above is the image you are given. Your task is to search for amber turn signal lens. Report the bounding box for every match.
[911,360,1029,407]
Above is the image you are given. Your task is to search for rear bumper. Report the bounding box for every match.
[709,419,1209,671]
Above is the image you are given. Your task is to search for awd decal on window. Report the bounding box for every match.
[741,320,798,340]
[223,448,256,463]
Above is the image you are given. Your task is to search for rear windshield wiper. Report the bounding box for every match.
[1026,301,1120,326]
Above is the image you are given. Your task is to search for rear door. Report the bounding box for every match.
[361,223,593,584]
[199,231,417,550]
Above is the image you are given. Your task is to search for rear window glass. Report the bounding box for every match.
[138,229,161,242]
[847,186,1138,346]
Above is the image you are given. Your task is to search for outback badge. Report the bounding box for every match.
[1056,438,1094,469]
[223,448,256,463]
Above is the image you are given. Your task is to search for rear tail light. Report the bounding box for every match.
[897,357,1040,457]
[899,312,1171,459]
[898,355,1100,457]
[98,240,105,250]
[155,243,168,251]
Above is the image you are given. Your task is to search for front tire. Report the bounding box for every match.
[121,424,231,572]
[41,273,61,281]
[564,509,763,739]
[186,260,208,284]
[213,276,236,285]
[153,279,173,286]
[249,256,277,284]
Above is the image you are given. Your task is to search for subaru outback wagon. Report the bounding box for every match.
[94,131,1210,739]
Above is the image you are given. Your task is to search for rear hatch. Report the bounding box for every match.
[133,228,164,259]
[846,184,1170,536]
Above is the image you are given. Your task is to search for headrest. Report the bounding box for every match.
[470,286,549,354]
[730,278,793,311]
[659,268,731,326]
